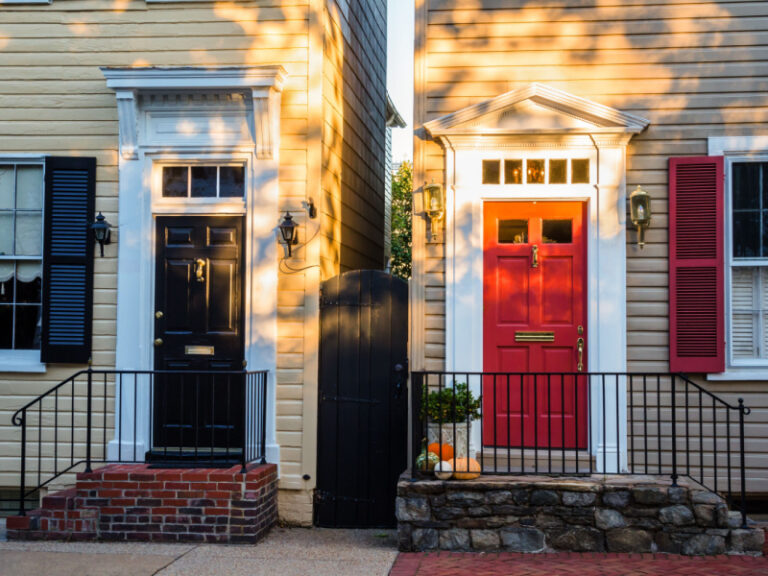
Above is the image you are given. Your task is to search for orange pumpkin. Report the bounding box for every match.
[428,442,454,462]
[450,457,481,480]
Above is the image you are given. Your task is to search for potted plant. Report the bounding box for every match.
[420,382,480,459]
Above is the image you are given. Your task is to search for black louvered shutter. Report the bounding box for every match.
[41,157,96,363]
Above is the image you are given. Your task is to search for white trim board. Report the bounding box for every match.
[104,68,281,466]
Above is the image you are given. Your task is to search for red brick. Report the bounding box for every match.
[164,482,189,490]
[101,507,125,515]
[151,507,177,515]
[181,471,210,482]
[217,482,240,492]
[6,516,31,530]
[129,472,157,481]
[98,489,123,498]
[112,498,136,506]
[204,508,229,516]
[162,499,189,507]
[103,473,130,481]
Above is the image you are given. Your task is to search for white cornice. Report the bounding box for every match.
[424,83,649,140]
[101,66,287,160]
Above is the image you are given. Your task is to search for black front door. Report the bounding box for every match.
[152,216,245,461]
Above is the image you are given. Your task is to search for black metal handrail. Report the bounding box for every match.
[12,369,269,516]
[411,371,751,527]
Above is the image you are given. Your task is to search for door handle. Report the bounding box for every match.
[154,338,164,347]
[393,362,407,399]
[194,258,206,283]
[531,244,539,268]
[577,337,584,372]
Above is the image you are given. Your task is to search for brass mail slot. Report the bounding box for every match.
[515,331,555,343]
[185,345,215,356]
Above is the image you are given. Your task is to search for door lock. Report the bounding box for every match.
[577,337,584,372]
[195,258,206,283]
[531,244,539,268]
[154,338,164,347]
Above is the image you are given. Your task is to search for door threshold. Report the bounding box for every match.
[145,449,244,468]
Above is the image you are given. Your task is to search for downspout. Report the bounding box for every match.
[589,133,600,372]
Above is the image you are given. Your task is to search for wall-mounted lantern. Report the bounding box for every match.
[91,212,112,257]
[629,185,652,249]
[424,182,444,242]
[278,211,299,257]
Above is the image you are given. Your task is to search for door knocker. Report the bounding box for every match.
[194,258,206,283]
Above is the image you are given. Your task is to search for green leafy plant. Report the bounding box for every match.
[390,161,412,280]
[420,382,480,423]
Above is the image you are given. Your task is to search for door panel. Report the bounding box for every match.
[483,201,588,449]
[153,216,245,459]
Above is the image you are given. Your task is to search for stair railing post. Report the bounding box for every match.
[671,375,678,486]
[85,369,93,473]
[18,409,26,516]
[738,398,748,528]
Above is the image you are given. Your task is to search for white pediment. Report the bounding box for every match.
[424,83,649,138]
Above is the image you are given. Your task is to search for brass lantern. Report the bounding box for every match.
[629,186,652,249]
[424,182,444,241]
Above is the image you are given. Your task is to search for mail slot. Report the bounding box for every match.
[185,345,215,356]
[514,331,555,343]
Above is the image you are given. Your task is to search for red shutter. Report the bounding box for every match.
[669,156,725,373]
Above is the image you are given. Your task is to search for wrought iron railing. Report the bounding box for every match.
[12,369,268,516]
[410,371,751,527]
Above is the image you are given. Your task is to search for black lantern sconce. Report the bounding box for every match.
[629,186,652,249]
[278,212,299,257]
[91,212,112,257]
[424,182,445,242]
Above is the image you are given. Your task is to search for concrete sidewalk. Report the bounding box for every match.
[0,526,399,576]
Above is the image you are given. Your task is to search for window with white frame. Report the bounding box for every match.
[730,162,768,364]
[0,163,44,351]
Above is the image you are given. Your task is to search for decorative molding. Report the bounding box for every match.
[102,66,287,160]
[115,90,138,160]
[425,83,649,139]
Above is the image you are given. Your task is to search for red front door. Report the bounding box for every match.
[483,201,588,449]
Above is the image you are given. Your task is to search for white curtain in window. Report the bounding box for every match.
[0,261,42,283]
[731,267,766,360]
[0,261,12,283]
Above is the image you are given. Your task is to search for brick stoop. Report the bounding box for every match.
[6,462,277,544]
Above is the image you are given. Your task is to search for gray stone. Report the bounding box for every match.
[602,490,631,509]
[632,486,668,505]
[439,528,470,550]
[491,504,533,516]
[669,486,688,504]
[468,506,493,517]
[729,528,765,553]
[716,504,729,528]
[471,529,501,550]
[430,495,447,507]
[728,510,746,528]
[626,516,661,530]
[487,491,513,505]
[693,504,717,527]
[595,508,626,530]
[558,507,595,526]
[412,528,439,551]
[398,522,413,551]
[433,506,466,521]
[484,515,519,529]
[535,512,565,529]
[531,490,560,506]
[659,505,695,526]
[501,526,546,552]
[655,531,683,554]
[511,489,530,505]
[682,533,726,556]
[606,528,653,553]
[624,506,661,518]
[562,491,596,507]
[396,497,430,522]
[549,527,605,552]
[446,491,486,506]
[691,491,724,505]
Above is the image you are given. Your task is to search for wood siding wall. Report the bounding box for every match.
[0,0,315,506]
[414,0,768,494]
[321,0,387,277]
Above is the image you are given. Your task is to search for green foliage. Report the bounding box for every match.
[420,382,481,423]
[390,161,412,280]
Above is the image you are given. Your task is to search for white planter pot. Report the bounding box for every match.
[427,422,470,459]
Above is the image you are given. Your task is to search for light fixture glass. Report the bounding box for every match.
[629,186,652,249]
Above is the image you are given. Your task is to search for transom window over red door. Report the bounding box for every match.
[482,201,588,448]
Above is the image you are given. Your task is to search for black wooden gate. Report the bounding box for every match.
[315,270,409,528]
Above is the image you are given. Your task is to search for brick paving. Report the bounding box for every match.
[390,552,768,576]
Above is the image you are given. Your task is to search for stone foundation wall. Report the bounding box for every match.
[7,463,277,544]
[397,474,764,555]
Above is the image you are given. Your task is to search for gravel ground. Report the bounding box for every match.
[0,527,398,576]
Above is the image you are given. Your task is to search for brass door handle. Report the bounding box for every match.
[154,338,164,347]
[531,244,539,268]
[577,337,584,372]
[195,258,206,283]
